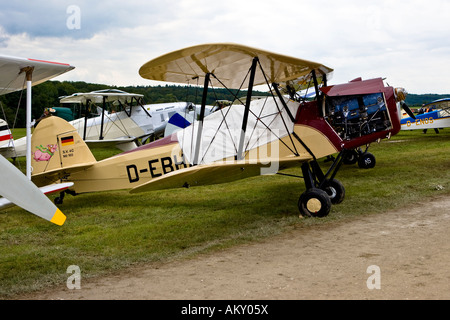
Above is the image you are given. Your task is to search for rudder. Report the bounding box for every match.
[31,116,96,176]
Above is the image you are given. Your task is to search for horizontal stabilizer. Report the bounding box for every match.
[0,182,73,211]
[85,138,139,151]
[38,182,74,195]
[32,162,96,187]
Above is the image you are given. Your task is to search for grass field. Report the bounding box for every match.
[0,128,449,298]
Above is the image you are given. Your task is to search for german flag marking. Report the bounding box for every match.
[61,136,74,146]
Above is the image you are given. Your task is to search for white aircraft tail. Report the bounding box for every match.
[0,118,13,146]
[0,118,18,158]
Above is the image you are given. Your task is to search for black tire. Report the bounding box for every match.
[343,149,359,165]
[298,188,332,218]
[54,197,63,205]
[322,178,346,204]
[358,152,376,169]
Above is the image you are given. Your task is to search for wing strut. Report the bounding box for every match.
[193,73,211,165]
[19,67,34,180]
[83,99,91,140]
[99,96,107,140]
[237,57,259,160]
[311,69,328,117]
[272,83,296,123]
[271,79,320,161]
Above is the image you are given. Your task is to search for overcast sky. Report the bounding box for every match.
[1,0,449,94]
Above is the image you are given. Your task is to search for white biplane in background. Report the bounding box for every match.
[1,89,217,157]
[0,55,73,225]
[30,43,408,217]
[401,98,450,133]
[58,89,216,145]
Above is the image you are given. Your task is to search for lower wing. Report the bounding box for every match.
[130,157,303,194]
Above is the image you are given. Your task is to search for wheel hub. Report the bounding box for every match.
[306,198,322,213]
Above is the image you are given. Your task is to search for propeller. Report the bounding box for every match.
[395,87,415,120]
[0,155,66,226]
[401,102,416,120]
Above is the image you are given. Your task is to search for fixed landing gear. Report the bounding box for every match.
[298,188,331,218]
[358,152,376,169]
[297,151,347,218]
[54,191,64,205]
[322,178,345,204]
[54,189,77,205]
[343,147,376,169]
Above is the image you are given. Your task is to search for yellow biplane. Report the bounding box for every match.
[30,43,407,217]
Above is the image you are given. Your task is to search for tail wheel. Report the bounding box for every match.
[322,178,345,204]
[358,152,376,169]
[298,188,332,218]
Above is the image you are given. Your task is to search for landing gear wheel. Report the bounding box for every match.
[322,178,345,204]
[358,152,376,169]
[298,188,332,218]
[343,149,359,165]
[54,191,65,205]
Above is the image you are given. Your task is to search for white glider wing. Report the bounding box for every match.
[0,155,67,225]
[0,55,74,95]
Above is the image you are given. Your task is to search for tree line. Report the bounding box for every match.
[403,93,449,108]
[0,81,255,128]
[0,80,447,128]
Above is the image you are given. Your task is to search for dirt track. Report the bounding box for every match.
[24,195,450,300]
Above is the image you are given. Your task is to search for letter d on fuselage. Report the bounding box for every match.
[66,135,187,194]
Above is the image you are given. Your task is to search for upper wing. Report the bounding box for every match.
[0,55,74,95]
[60,89,143,104]
[422,98,450,111]
[130,157,303,194]
[0,155,66,225]
[139,43,333,89]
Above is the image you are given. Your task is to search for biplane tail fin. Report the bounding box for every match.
[0,118,13,144]
[31,116,97,177]
[0,118,17,158]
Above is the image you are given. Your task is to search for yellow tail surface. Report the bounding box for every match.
[31,116,97,180]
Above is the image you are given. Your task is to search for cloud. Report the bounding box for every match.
[0,0,449,93]
[0,0,170,40]
[0,1,78,38]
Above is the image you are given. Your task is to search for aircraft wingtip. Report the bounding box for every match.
[50,208,67,226]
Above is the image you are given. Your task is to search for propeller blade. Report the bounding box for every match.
[0,156,66,226]
[402,102,416,120]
